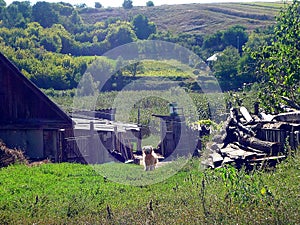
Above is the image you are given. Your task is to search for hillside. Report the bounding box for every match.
[80,2,282,35]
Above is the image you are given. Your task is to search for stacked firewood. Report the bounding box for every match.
[202,100,300,169]
[0,140,28,168]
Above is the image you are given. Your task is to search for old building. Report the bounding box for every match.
[0,52,141,163]
[0,52,73,162]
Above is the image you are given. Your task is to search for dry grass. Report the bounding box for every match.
[80,2,282,35]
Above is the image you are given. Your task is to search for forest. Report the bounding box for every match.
[0,0,299,113]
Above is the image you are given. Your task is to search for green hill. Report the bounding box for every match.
[80,2,282,35]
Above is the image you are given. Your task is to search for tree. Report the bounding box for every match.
[40,32,62,52]
[212,46,241,91]
[10,1,31,19]
[95,2,102,8]
[105,21,137,49]
[239,28,274,86]
[222,25,248,54]
[132,14,156,40]
[0,0,5,7]
[4,1,31,28]
[32,2,59,28]
[247,0,300,113]
[77,72,99,96]
[70,10,83,25]
[146,1,154,7]
[124,61,144,77]
[202,31,223,54]
[75,3,87,9]
[122,0,133,9]
[55,2,74,16]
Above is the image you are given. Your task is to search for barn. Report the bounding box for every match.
[0,52,73,162]
[0,52,142,164]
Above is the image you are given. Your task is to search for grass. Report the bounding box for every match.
[0,151,299,224]
[140,59,195,78]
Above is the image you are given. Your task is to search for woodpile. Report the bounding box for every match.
[0,140,28,168]
[202,103,300,169]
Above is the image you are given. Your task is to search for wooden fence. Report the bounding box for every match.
[257,128,300,151]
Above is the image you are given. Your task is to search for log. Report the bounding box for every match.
[281,96,300,110]
[238,135,281,154]
[272,111,300,123]
[250,155,286,162]
[240,106,253,123]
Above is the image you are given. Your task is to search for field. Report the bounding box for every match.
[80,2,283,35]
[0,151,299,224]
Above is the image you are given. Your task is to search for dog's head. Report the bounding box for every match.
[142,145,153,155]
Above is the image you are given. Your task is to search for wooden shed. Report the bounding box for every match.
[63,116,141,164]
[0,52,73,162]
[153,104,198,158]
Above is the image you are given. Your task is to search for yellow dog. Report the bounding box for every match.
[142,145,158,171]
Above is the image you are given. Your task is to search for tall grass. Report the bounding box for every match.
[0,150,299,224]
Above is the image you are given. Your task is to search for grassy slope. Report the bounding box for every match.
[0,152,299,224]
[80,2,282,35]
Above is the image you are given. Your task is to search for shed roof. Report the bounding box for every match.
[207,52,221,62]
[0,52,73,127]
[72,117,140,132]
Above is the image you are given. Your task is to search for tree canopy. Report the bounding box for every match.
[132,14,156,40]
[246,0,300,112]
[0,0,292,96]
[122,0,133,9]
[146,1,154,7]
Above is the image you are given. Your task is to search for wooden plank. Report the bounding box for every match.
[238,135,281,154]
[240,106,253,123]
[259,112,275,121]
[222,157,234,164]
[210,152,223,162]
[273,111,300,123]
[250,155,286,162]
[226,149,256,159]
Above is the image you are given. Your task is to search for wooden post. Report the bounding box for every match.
[254,102,259,115]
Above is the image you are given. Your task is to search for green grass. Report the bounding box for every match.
[0,151,299,224]
[140,60,195,78]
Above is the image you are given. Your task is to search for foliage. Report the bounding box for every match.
[146,1,154,7]
[246,0,300,113]
[123,61,144,77]
[212,46,241,91]
[95,2,102,8]
[77,72,99,96]
[0,0,5,7]
[0,1,288,95]
[1,44,90,89]
[122,0,133,9]
[32,2,59,28]
[105,21,137,49]
[202,25,248,58]
[132,14,156,40]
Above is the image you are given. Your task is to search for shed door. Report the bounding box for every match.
[25,130,44,159]
[43,130,57,160]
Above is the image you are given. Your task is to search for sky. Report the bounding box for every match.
[4,0,279,8]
